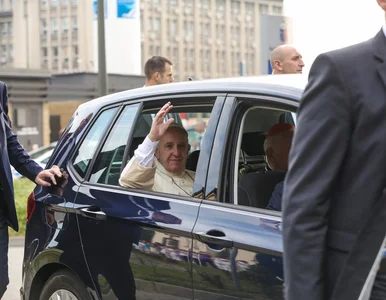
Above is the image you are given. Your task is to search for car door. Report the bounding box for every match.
[192,95,299,300]
[72,95,226,300]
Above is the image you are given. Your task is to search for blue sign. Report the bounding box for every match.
[93,0,108,20]
[268,60,273,74]
[117,0,137,19]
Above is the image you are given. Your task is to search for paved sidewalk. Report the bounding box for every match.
[3,237,24,300]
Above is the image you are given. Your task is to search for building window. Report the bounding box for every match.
[245,2,255,19]
[41,19,47,38]
[0,0,4,11]
[8,22,12,36]
[153,0,160,8]
[52,46,58,57]
[62,46,69,56]
[231,0,240,14]
[169,19,177,37]
[51,0,58,6]
[148,17,152,32]
[186,0,194,9]
[40,0,47,9]
[72,58,78,68]
[259,4,268,14]
[41,47,47,57]
[1,23,7,36]
[184,48,189,72]
[246,53,255,74]
[170,0,178,8]
[61,17,68,32]
[189,49,194,72]
[216,0,225,13]
[61,0,68,5]
[72,16,77,29]
[200,0,209,13]
[206,50,210,72]
[153,17,160,34]
[272,5,282,14]
[173,47,178,63]
[51,18,58,33]
[72,45,78,56]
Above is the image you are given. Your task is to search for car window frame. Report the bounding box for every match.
[78,92,227,204]
[67,103,123,184]
[87,102,143,185]
[204,92,300,216]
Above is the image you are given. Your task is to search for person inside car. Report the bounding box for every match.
[119,102,195,196]
[264,123,295,211]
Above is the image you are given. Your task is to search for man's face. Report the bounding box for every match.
[265,133,293,171]
[280,48,304,74]
[155,128,190,174]
[158,63,174,84]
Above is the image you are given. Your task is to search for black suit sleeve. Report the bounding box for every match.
[282,53,351,300]
[1,82,43,181]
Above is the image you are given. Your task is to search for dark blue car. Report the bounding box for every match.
[21,75,305,300]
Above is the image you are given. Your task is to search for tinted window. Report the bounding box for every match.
[72,108,118,178]
[89,104,139,185]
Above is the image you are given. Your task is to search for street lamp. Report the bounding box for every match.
[98,0,108,96]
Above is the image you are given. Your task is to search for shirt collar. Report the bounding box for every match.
[156,160,185,177]
[383,24,386,38]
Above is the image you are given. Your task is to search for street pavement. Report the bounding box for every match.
[3,237,24,300]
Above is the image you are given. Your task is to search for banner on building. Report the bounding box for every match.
[117,0,137,19]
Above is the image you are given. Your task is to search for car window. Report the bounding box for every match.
[235,106,296,211]
[122,100,215,198]
[89,104,140,185]
[72,107,118,179]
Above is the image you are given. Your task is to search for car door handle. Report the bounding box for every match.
[80,207,106,220]
[195,231,234,248]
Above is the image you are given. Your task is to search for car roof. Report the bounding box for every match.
[78,74,307,114]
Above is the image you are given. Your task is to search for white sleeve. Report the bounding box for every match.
[134,136,159,168]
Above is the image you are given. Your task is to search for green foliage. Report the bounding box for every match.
[8,178,36,237]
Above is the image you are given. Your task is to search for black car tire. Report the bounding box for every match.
[39,269,91,300]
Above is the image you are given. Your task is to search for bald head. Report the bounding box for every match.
[270,45,304,74]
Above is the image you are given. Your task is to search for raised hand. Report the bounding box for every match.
[148,102,175,142]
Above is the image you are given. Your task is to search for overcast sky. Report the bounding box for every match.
[284,0,385,74]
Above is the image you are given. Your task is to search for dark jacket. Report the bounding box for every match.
[282,29,386,300]
[0,82,42,231]
[266,181,283,211]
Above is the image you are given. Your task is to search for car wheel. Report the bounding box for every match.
[39,270,91,300]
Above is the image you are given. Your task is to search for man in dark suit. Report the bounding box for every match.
[282,1,386,299]
[0,81,62,298]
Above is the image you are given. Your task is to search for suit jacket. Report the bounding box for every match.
[119,157,195,196]
[0,82,42,231]
[282,29,386,300]
[266,181,284,211]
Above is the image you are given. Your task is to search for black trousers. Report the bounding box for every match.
[0,219,9,299]
[371,273,386,300]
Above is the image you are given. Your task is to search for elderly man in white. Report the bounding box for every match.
[119,102,195,196]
